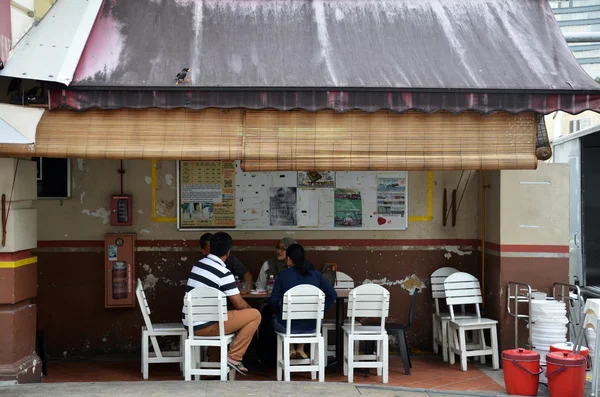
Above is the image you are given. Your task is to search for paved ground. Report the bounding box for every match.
[0,361,592,396]
[0,381,529,397]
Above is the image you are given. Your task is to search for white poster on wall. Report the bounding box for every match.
[363,172,408,230]
[178,161,408,230]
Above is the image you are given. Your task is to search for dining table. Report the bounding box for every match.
[241,289,351,368]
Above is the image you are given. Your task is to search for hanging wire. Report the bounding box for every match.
[1,159,20,247]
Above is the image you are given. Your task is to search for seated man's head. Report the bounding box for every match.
[199,232,213,256]
[210,232,232,260]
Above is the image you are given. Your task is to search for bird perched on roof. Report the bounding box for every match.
[175,68,191,85]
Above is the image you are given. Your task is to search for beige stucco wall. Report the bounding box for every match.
[499,163,569,246]
[34,160,481,241]
[483,170,501,245]
[0,158,37,253]
[545,110,600,143]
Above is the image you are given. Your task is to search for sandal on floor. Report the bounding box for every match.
[227,358,248,376]
[296,350,308,359]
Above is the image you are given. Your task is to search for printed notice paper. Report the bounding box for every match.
[179,161,236,228]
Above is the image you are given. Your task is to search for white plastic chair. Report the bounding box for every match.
[276,285,326,382]
[334,272,355,289]
[136,279,187,380]
[431,267,476,362]
[183,286,235,381]
[323,272,359,358]
[444,272,499,371]
[343,284,390,384]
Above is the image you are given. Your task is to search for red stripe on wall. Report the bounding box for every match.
[38,239,480,248]
[485,241,569,254]
[38,241,105,248]
[0,250,33,261]
[37,239,568,253]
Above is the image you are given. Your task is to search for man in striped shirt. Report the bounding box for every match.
[183,232,260,374]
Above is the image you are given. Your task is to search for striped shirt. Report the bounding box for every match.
[182,254,240,328]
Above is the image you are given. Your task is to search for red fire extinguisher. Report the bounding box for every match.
[112,261,128,300]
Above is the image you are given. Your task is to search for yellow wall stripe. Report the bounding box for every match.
[0,256,38,269]
[408,171,434,223]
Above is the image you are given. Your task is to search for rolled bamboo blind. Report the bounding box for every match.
[241,110,537,171]
[0,108,537,171]
[0,108,244,160]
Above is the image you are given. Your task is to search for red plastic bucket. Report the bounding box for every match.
[546,352,586,397]
[550,342,590,369]
[502,348,542,396]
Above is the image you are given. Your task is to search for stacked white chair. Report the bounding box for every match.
[444,272,499,371]
[276,285,326,382]
[431,267,476,362]
[323,271,359,358]
[183,286,236,381]
[343,284,390,383]
[136,279,187,380]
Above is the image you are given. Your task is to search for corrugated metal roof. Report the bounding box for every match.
[0,0,103,85]
[71,0,600,92]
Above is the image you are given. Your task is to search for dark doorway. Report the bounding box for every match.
[581,134,600,285]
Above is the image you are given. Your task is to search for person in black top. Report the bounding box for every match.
[269,244,337,359]
[199,233,253,286]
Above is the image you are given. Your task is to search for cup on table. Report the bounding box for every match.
[240,282,251,294]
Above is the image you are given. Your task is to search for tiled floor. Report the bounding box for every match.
[42,355,504,392]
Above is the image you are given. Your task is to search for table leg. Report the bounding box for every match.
[327,297,345,369]
[335,297,345,364]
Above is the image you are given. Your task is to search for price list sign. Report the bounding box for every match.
[179,161,236,228]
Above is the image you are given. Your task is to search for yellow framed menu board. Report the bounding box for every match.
[177,160,236,229]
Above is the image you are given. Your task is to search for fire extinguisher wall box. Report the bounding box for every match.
[110,195,133,226]
[105,233,136,308]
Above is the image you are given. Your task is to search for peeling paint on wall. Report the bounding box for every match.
[140,229,151,234]
[77,159,85,171]
[145,176,152,184]
[165,173,173,186]
[144,274,159,290]
[399,274,427,295]
[443,245,473,259]
[81,208,110,224]
[362,274,426,295]
[79,192,86,204]
[156,200,175,217]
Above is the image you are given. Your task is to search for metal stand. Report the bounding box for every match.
[507,282,533,349]
[507,282,583,350]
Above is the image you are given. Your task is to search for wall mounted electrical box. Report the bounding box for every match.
[110,195,133,226]
[104,233,136,308]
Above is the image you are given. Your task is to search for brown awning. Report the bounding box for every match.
[0,108,537,171]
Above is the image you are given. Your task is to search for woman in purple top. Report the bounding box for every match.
[269,244,337,359]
